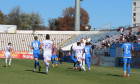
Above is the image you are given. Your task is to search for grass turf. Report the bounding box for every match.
[0,59,140,84]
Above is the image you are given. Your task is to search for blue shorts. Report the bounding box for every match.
[51,55,57,60]
[33,51,40,59]
[72,57,77,63]
[123,58,131,64]
[86,57,91,63]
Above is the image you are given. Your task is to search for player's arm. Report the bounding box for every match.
[9,47,13,53]
[132,46,134,51]
[73,51,76,58]
[40,43,43,50]
[121,48,123,51]
[91,49,93,57]
[121,44,124,51]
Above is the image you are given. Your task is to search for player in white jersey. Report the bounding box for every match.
[73,42,86,71]
[80,38,86,69]
[5,43,13,66]
[40,34,53,74]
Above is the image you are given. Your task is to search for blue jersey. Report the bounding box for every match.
[121,42,133,58]
[84,46,92,57]
[31,40,41,53]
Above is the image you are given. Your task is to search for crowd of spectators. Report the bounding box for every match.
[95,27,140,49]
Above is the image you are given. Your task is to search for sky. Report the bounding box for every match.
[0,0,133,29]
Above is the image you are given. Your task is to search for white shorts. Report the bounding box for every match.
[43,54,52,61]
[77,57,82,61]
[5,52,11,58]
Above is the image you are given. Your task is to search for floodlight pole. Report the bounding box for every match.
[75,0,81,31]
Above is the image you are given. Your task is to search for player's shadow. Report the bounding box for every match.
[25,70,34,72]
[25,70,47,74]
[65,68,77,71]
[107,74,122,77]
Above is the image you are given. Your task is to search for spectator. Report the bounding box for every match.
[58,47,64,64]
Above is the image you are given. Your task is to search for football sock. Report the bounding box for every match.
[76,62,79,68]
[74,62,76,67]
[127,65,130,75]
[46,65,48,73]
[52,60,54,64]
[5,58,7,64]
[9,58,11,65]
[34,61,37,69]
[55,60,57,65]
[45,62,49,73]
[36,61,40,67]
[87,62,90,69]
[124,64,126,71]
[83,61,85,68]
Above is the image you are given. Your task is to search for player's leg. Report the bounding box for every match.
[127,58,131,77]
[5,52,9,67]
[34,60,37,71]
[82,53,85,69]
[5,57,8,67]
[51,55,54,67]
[9,54,12,66]
[44,59,50,74]
[76,62,79,69]
[55,55,58,67]
[78,57,86,71]
[86,57,90,70]
[35,58,41,72]
[89,57,91,70]
[123,58,127,77]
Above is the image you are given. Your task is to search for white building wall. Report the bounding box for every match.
[132,0,140,27]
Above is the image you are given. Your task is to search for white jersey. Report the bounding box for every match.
[42,40,53,60]
[73,46,83,58]
[80,43,85,49]
[5,46,12,58]
[6,46,11,53]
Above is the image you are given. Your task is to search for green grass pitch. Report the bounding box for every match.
[0,59,140,84]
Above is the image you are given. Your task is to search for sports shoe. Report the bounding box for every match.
[73,67,75,70]
[56,65,58,67]
[52,64,54,67]
[33,69,35,72]
[39,66,41,72]
[83,68,86,72]
[127,74,130,77]
[76,67,78,70]
[88,68,91,71]
[124,73,126,77]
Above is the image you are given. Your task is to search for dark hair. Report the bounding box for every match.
[8,42,11,45]
[77,42,81,46]
[46,34,50,39]
[34,36,38,40]
[86,42,89,46]
[126,38,131,42]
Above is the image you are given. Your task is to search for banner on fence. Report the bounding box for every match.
[0,50,33,59]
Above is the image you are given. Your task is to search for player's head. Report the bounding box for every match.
[8,42,12,46]
[126,38,131,42]
[46,34,50,40]
[77,42,81,46]
[34,36,38,40]
[86,42,89,46]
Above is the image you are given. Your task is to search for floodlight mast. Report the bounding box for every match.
[75,0,83,31]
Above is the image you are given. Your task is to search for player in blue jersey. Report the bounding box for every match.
[83,42,93,71]
[31,36,41,72]
[121,38,134,77]
[51,46,58,67]
[71,53,79,70]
